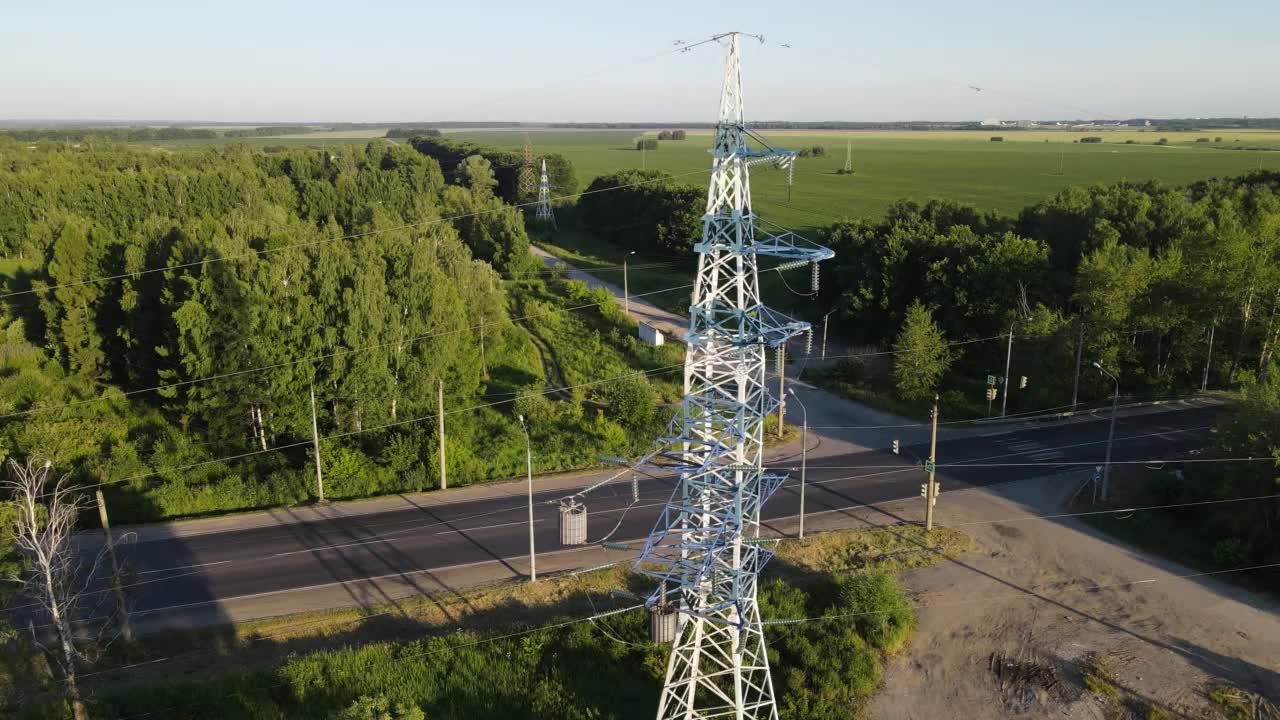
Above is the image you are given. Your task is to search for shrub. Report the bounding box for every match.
[1195,137,1210,143]
[990,136,1004,142]
[1211,537,1251,567]
[331,695,426,720]
[1156,137,1169,145]
[634,138,657,151]
[1080,136,1103,143]
[837,572,916,653]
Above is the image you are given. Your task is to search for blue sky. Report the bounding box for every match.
[3,0,1277,122]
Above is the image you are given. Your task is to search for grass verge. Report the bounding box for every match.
[10,524,972,719]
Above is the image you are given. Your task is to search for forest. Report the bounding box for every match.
[0,138,676,523]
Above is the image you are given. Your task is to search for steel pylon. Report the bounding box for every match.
[535,158,556,227]
[633,32,833,720]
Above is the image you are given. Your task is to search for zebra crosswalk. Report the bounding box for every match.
[996,437,1066,462]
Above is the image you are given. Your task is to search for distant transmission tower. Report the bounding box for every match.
[844,137,853,173]
[634,32,833,720]
[518,135,538,200]
[535,159,556,227]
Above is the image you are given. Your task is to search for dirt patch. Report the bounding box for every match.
[989,651,1077,711]
[868,473,1280,720]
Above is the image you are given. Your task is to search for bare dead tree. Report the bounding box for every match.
[4,458,123,720]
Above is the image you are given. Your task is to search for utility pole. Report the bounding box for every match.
[309,384,325,502]
[776,344,786,437]
[623,250,635,316]
[925,395,939,532]
[94,486,132,643]
[788,388,808,539]
[518,414,536,582]
[1071,323,1085,410]
[1001,324,1014,417]
[1201,319,1216,392]
[1093,362,1120,502]
[479,315,487,380]
[437,379,447,490]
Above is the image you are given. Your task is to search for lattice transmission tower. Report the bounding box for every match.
[535,159,556,227]
[518,134,538,200]
[632,31,833,720]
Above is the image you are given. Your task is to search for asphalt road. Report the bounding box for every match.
[91,405,1219,629]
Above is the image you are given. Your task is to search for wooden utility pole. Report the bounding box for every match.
[309,384,325,502]
[776,345,786,438]
[925,395,939,532]
[1001,324,1014,417]
[437,379,447,490]
[94,486,132,643]
[1202,319,1216,391]
[1071,323,1085,410]
[479,316,488,380]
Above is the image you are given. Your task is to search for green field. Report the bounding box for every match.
[446,128,1279,233]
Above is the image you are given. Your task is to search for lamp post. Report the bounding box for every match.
[517,414,536,582]
[786,388,808,539]
[1092,361,1120,502]
[821,310,834,360]
[623,250,636,316]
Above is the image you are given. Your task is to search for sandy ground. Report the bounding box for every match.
[868,471,1280,720]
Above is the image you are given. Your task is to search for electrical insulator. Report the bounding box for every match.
[804,328,813,355]
[1019,376,1028,389]
[892,439,900,455]
[631,473,639,503]
[810,260,819,295]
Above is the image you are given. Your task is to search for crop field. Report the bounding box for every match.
[446,128,1279,232]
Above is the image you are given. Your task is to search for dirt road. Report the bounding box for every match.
[868,472,1279,719]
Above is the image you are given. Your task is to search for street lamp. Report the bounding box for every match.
[622,251,637,316]
[517,414,537,582]
[786,387,808,539]
[821,310,834,360]
[1091,361,1119,502]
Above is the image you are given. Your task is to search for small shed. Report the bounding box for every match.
[639,322,665,347]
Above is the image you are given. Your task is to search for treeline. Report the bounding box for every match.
[386,128,440,139]
[223,126,315,138]
[819,173,1280,400]
[655,130,687,140]
[0,139,666,522]
[0,127,218,142]
[408,135,577,204]
[577,170,702,257]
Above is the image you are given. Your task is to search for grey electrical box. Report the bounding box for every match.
[559,500,587,546]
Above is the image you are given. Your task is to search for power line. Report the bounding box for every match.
[0,168,711,302]
[762,561,1280,628]
[0,281,693,422]
[108,602,645,720]
[69,362,687,497]
[808,394,1215,430]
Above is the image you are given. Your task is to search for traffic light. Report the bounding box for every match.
[1019,375,1028,389]
[892,439,900,455]
[986,388,997,401]
[920,483,928,498]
